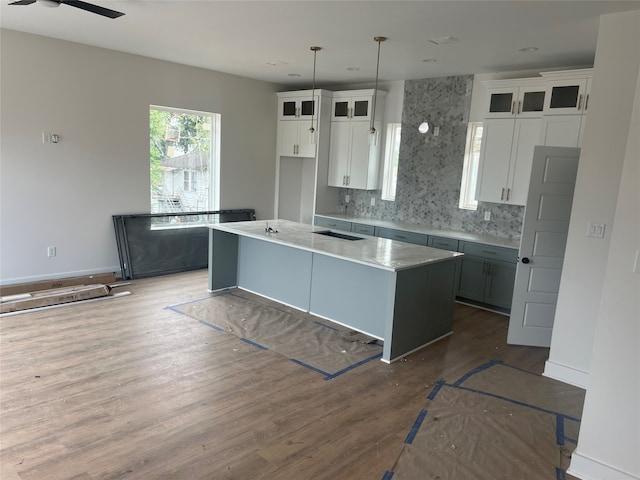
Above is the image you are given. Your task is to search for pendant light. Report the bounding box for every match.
[369,36,387,146]
[308,46,321,144]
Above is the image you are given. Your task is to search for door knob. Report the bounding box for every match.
[521,257,530,264]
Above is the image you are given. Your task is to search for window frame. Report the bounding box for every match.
[381,122,402,201]
[150,105,220,214]
[458,121,483,211]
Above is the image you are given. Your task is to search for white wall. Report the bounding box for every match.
[545,10,640,389]
[568,58,640,480]
[0,29,280,284]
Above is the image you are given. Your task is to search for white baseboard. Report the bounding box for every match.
[543,359,589,389]
[0,265,122,286]
[568,451,640,480]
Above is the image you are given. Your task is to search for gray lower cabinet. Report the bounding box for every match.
[314,216,352,231]
[375,227,428,245]
[351,222,375,236]
[457,241,517,311]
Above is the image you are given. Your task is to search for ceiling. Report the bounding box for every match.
[2,0,639,88]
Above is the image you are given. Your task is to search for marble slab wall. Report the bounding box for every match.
[337,76,524,240]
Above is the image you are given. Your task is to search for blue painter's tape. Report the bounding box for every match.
[289,358,332,378]
[323,352,383,380]
[381,471,394,480]
[452,359,503,386]
[556,466,566,480]
[405,409,428,445]
[427,380,446,400]
[556,414,566,446]
[241,338,268,350]
[454,385,581,422]
[314,320,341,331]
[197,319,224,332]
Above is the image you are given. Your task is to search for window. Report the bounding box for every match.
[150,106,220,213]
[381,123,402,201]
[459,122,483,210]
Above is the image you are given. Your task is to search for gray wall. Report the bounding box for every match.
[338,75,524,240]
[0,29,280,283]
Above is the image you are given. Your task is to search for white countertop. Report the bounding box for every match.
[210,219,462,272]
[315,213,520,249]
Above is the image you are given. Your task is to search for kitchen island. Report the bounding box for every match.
[208,219,463,363]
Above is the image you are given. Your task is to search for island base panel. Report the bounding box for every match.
[237,236,313,311]
[384,261,456,362]
[208,230,239,291]
[309,253,394,340]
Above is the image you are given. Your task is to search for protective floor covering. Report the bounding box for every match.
[385,360,585,480]
[167,289,382,379]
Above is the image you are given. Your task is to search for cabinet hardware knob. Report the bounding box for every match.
[511,101,516,115]
[518,100,522,114]
[585,94,590,111]
[506,188,511,201]
[521,257,530,264]
[501,188,506,201]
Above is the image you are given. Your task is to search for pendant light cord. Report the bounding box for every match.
[310,46,321,133]
[370,37,386,134]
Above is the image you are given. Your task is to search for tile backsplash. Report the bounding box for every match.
[337,75,524,240]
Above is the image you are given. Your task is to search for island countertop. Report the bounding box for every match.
[210,219,462,272]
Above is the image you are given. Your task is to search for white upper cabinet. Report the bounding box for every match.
[476,117,542,205]
[328,89,386,190]
[539,68,593,147]
[278,95,318,121]
[277,91,322,157]
[477,78,545,206]
[331,92,376,122]
[540,68,593,115]
[483,80,546,120]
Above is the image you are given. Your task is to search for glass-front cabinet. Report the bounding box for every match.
[484,81,546,119]
[331,94,374,122]
[279,95,318,121]
[540,68,593,115]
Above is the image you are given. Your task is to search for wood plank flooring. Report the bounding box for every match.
[1,270,555,479]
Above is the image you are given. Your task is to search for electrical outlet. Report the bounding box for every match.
[345,194,350,203]
[42,132,51,144]
[47,246,56,257]
[484,211,491,221]
[370,197,376,206]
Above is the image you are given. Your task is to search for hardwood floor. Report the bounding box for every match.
[1,270,552,479]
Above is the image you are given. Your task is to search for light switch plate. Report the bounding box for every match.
[586,223,605,238]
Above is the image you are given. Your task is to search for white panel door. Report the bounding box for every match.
[508,146,580,347]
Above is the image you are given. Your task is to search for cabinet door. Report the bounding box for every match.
[296,123,317,158]
[328,122,351,187]
[484,259,516,309]
[278,121,299,156]
[544,78,589,115]
[331,96,372,121]
[516,86,546,118]
[485,87,518,119]
[457,255,486,302]
[476,119,513,203]
[506,117,541,205]
[347,121,377,189]
[540,115,583,147]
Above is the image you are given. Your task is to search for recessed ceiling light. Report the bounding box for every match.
[288,73,301,78]
[422,58,437,63]
[518,47,539,52]
[347,67,360,71]
[427,36,459,45]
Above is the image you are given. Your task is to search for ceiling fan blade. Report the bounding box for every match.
[8,0,37,5]
[61,0,124,18]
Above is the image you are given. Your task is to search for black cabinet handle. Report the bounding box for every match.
[521,257,530,264]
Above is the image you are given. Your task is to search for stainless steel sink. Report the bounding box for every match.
[313,230,364,241]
